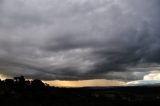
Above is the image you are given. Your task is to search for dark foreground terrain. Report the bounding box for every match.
[1,76,160,106]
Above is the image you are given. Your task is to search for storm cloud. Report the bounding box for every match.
[0,0,160,80]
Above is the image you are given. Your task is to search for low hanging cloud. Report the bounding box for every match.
[143,71,160,80]
[0,0,160,80]
[126,71,160,86]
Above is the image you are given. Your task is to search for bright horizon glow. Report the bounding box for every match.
[0,74,125,87]
[0,74,9,80]
[2,73,160,87]
[43,79,126,87]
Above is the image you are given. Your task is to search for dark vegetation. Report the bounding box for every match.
[0,76,160,106]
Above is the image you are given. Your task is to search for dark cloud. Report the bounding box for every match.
[0,0,160,80]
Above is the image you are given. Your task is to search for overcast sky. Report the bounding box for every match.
[0,0,160,81]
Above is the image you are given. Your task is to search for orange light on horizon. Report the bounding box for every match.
[0,74,9,80]
[0,74,126,87]
[43,79,126,87]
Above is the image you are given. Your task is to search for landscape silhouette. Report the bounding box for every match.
[0,76,160,106]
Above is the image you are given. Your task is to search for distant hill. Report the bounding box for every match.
[1,76,160,106]
[127,80,160,86]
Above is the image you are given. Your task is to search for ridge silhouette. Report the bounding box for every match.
[0,76,160,106]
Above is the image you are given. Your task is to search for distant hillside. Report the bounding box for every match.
[1,76,160,106]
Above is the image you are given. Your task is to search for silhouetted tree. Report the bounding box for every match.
[5,79,14,89]
[31,79,45,88]
[14,76,25,84]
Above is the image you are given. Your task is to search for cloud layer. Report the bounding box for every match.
[0,0,160,80]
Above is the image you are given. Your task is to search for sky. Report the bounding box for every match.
[0,0,160,87]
